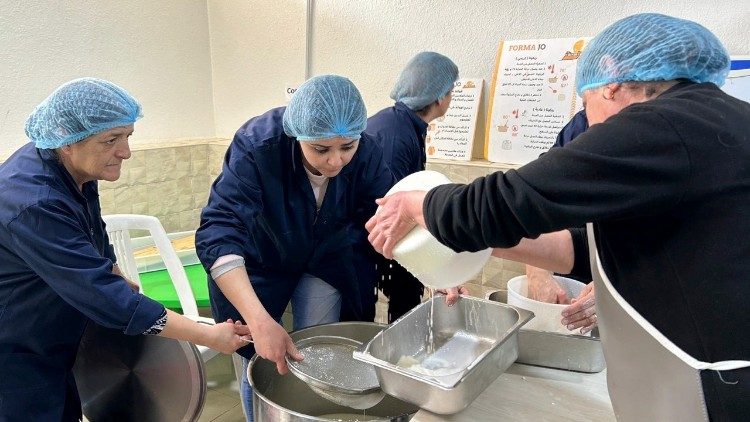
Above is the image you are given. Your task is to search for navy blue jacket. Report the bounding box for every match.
[196,107,394,358]
[0,144,165,420]
[552,110,588,149]
[365,102,428,181]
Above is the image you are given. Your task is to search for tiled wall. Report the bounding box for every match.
[98,139,230,233]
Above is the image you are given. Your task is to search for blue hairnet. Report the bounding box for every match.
[283,75,367,141]
[576,13,730,95]
[390,52,459,111]
[25,77,142,149]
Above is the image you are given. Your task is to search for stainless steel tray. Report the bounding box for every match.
[487,290,606,373]
[354,295,533,414]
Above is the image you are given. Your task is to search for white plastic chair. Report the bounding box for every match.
[103,214,218,361]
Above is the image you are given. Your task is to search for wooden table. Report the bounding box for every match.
[412,363,615,422]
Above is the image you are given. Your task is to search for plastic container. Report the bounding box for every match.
[506,275,588,335]
[383,170,492,289]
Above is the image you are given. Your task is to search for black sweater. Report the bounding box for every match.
[425,82,750,365]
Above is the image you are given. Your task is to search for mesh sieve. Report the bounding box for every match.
[286,336,384,409]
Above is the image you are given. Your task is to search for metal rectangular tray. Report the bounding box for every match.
[486,290,606,373]
[354,295,533,414]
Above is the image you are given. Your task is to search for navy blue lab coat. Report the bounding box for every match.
[0,144,165,421]
[365,102,428,181]
[552,110,588,148]
[196,107,394,359]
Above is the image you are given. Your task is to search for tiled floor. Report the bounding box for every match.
[198,353,245,422]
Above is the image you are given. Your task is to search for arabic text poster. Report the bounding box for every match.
[426,78,483,161]
[485,38,588,164]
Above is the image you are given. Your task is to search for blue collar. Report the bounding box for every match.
[394,102,429,137]
[37,147,97,200]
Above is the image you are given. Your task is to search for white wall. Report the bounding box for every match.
[2,1,748,155]
[209,0,750,142]
[0,1,216,159]
[207,0,306,138]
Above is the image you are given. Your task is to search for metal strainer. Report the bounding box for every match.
[286,335,385,409]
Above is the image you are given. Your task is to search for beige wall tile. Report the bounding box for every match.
[191,159,208,175]
[113,186,134,211]
[144,159,162,184]
[171,159,191,182]
[177,177,192,195]
[192,176,212,194]
[425,162,449,176]
[175,145,191,165]
[130,184,149,205]
[374,301,388,324]
[463,282,483,298]
[166,180,182,198]
[178,209,202,232]
[144,148,175,183]
[209,144,229,171]
[191,144,209,162]
[128,150,147,169]
[159,160,179,183]
[467,166,490,182]
[128,165,147,186]
[99,188,115,213]
[147,188,168,216]
[481,257,505,288]
[192,193,209,210]
[445,164,469,184]
[174,191,194,213]
[161,213,181,233]
[131,202,149,215]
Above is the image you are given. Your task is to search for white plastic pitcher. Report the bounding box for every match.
[383,170,491,289]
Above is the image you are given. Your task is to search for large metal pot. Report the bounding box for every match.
[73,322,206,421]
[249,322,418,421]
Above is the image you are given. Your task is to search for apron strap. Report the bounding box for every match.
[586,223,750,372]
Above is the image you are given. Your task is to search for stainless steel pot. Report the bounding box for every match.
[249,322,419,421]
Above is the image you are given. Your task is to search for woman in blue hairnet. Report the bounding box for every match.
[365,51,465,322]
[0,78,250,421]
[195,75,394,420]
[367,14,749,419]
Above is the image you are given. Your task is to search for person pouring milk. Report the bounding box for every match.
[367,13,750,420]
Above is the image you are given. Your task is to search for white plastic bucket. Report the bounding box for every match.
[507,275,588,335]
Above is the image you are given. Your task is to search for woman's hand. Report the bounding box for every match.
[204,319,252,354]
[526,265,569,304]
[366,191,427,259]
[249,316,303,375]
[561,283,597,334]
[436,285,468,306]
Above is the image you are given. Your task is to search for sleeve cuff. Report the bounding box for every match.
[123,295,167,335]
